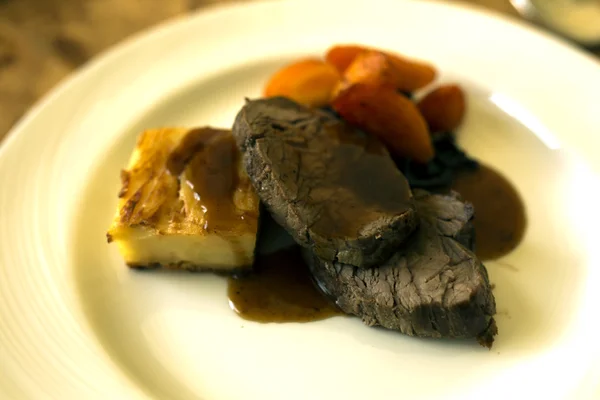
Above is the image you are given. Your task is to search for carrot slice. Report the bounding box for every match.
[417,84,466,133]
[325,45,366,73]
[332,83,434,163]
[344,50,436,92]
[263,58,341,108]
[326,45,437,91]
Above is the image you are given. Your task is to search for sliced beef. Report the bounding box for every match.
[232,97,418,268]
[304,190,497,347]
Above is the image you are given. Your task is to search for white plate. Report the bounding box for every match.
[1,0,600,399]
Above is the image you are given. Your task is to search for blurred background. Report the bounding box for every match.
[0,0,598,140]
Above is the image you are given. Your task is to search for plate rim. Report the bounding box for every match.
[2,0,599,158]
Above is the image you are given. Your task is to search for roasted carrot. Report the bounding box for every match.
[326,45,436,91]
[263,58,341,108]
[325,45,366,73]
[332,83,434,163]
[343,50,437,92]
[417,84,466,133]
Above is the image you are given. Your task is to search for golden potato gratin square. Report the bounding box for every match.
[107,127,260,271]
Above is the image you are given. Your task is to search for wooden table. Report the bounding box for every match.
[0,0,596,141]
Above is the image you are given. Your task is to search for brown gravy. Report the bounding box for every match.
[451,164,526,261]
[227,163,525,323]
[168,128,257,234]
[228,247,342,322]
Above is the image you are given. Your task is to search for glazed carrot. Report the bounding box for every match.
[326,45,437,91]
[344,50,436,92]
[417,84,466,133]
[332,83,434,163]
[263,58,341,108]
[325,45,366,73]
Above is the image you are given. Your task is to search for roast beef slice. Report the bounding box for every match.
[304,190,497,347]
[233,96,418,268]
